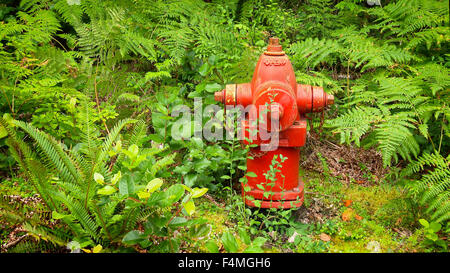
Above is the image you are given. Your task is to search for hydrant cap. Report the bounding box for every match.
[265,37,284,56]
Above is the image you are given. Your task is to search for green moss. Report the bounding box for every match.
[299,170,424,252]
[196,200,230,235]
[329,220,399,252]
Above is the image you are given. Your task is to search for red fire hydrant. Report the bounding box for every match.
[215,37,334,208]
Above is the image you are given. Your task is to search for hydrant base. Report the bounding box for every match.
[244,197,304,209]
[243,178,304,209]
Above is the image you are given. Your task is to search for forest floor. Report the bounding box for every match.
[0,139,429,253]
[190,171,425,253]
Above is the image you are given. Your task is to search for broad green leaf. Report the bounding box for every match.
[246,172,257,177]
[191,187,208,198]
[199,63,209,76]
[419,219,429,228]
[205,240,219,253]
[183,200,195,216]
[97,185,116,195]
[165,184,185,204]
[429,222,441,233]
[191,137,204,149]
[252,237,267,247]
[183,174,197,187]
[244,245,263,253]
[122,230,146,245]
[146,178,163,193]
[221,232,239,253]
[119,174,135,196]
[111,171,121,185]
[52,211,67,220]
[169,217,188,227]
[205,83,222,93]
[0,125,7,139]
[137,190,150,199]
[181,184,193,193]
[194,158,211,170]
[92,244,102,253]
[426,233,439,241]
[238,228,251,245]
[208,55,217,65]
[94,173,104,185]
[127,144,139,158]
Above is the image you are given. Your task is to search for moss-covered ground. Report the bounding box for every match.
[0,168,439,253]
[190,169,431,253]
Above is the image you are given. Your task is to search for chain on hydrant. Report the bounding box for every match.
[215,37,334,209]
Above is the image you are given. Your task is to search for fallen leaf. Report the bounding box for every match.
[355,180,365,184]
[343,199,353,207]
[288,231,299,243]
[319,233,331,242]
[354,214,363,221]
[342,208,354,221]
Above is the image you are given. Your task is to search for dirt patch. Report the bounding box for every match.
[0,194,48,253]
[294,196,339,224]
[3,194,43,206]
[301,135,389,185]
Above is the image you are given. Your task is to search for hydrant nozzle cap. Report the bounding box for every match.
[214,90,224,103]
[265,37,284,56]
[327,94,335,106]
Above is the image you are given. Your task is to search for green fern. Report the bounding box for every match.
[288,38,342,70]
[0,112,133,246]
[403,152,450,223]
[327,76,429,167]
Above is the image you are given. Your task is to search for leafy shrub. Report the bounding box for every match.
[0,114,207,252]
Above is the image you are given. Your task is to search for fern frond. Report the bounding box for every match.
[0,118,57,210]
[149,152,176,178]
[54,193,100,241]
[374,112,419,166]
[326,106,382,147]
[288,38,342,69]
[13,120,85,187]
[404,152,450,223]
[22,223,69,247]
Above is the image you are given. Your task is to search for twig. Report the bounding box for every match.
[324,140,341,150]
[305,191,335,198]
[2,234,28,252]
[204,193,225,208]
